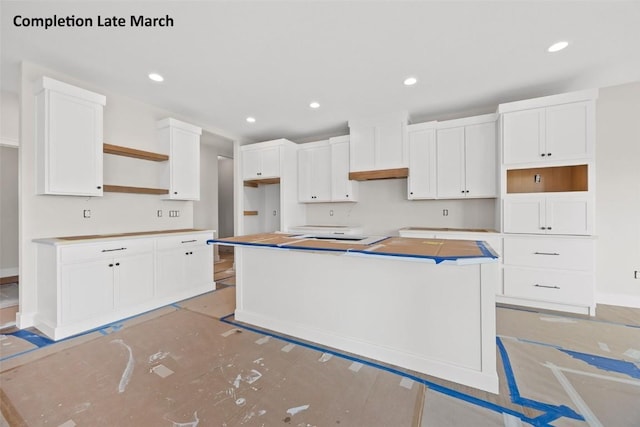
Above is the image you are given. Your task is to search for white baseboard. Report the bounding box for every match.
[0,267,18,278]
[596,292,640,309]
[17,311,36,329]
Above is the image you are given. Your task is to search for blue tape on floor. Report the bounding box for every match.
[10,330,55,348]
[221,314,548,426]
[496,337,584,424]
[560,349,640,379]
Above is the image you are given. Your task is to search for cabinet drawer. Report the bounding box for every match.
[503,267,593,306]
[60,239,154,264]
[155,233,212,250]
[503,237,593,270]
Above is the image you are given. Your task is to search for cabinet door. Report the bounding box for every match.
[546,195,592,235]
[502,108,544,165]
[298,145,331,202]
[259,147,281,179]
[115,252,154,308]
[297,148,314,202]
[545,102,591,161]
[155,248,187,296]
[186,245,213,288]
[330,139,357,201]
[436,127,465,198]
[464,122,497,197]
[503,197,545,234]
[349,125,376,172]
[242,149,263,180]
[61,260,113,324]
[39,91,103,196]
[170,128,200,200]
[408,127,436,199]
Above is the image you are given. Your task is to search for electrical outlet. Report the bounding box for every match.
[176,210,180,217]
[329,210,334,217]
[83,210,91,218]
[157,210,162,217]
[442,209,449,217]
[634,270,639,280]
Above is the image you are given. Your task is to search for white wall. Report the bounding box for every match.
[218,156,234,238]
[0,147,19,277]
[305,179,497,236]
[1,91,19,277]
[18,61,205,327]
[596,81,640,307]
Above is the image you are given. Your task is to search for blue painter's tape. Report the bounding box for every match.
[497,337,584,422]
[475,240,497,258]
[560,349,640,379]
[220,314,546,426]
[10,330,54,348]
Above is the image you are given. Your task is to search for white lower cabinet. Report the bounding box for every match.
[498,235,595,314]
[503,194,593,235]
[156,235,214,296]
[34,231,214,340]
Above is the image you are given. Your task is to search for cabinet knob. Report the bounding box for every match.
[465,190,469,193]
[115,262,120,266]
[547,227,552,230]
[174,191,178,195]
[547,153,552,156]
[257,172,262,176]
[410,192,413,195]
[541,153,546,157]
[108,263,114,267]
[346,194,349,197]
[461,190,465,193]
[97,186,102,189]
[185,252,189,255]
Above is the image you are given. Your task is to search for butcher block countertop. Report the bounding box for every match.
[210,232,498,264]
[400,227,500,233]
[34,229,212,245]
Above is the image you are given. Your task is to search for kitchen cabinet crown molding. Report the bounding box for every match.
[34,76,106,106]
[156,117,202,135]
[497,89,598,114]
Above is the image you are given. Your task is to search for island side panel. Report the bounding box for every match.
[234,246,499,393]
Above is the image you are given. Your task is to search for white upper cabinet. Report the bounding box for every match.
[34,76,106,196]
[436,114,497,199]
[329,136,358,202]
[158,118,202,200]
[298,141,332,203]
[407,122,437,200]
[242,145,281,180]
[297,136,358,203]
[500,91,597,166]
[348,111,408,172]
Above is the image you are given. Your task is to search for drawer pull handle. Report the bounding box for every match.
[533,252,560,256]
[534,284,560,289]
[102,247,126,252]
[181,240,197,244]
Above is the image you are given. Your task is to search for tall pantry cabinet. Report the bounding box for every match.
[497,89,598,315]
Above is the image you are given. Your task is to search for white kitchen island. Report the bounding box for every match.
[212,233,500,393]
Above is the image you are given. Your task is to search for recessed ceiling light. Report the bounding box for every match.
[309,102,320,109]
[246,117,256,123]
[547,41,569,53]
[148,73,164,82]
[404,77,418,86]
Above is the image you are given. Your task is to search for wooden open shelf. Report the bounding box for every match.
[243,211,259,216]
[507,164,588,193]
[244,177,281,187]
[103,143,169,162]
[103,185,169,195]
[348,167,409,181]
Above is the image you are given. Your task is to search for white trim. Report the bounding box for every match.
[0,137,19,147]
[498,88,599,113]
[17,311,36,329]
[0,267,18,278]
[34,76,106,105]
[437,113,497,129]
[596,292,640,309]
[156,117,202,135]
[407,121,438,131]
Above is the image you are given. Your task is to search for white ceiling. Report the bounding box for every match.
[2,1,640,143]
